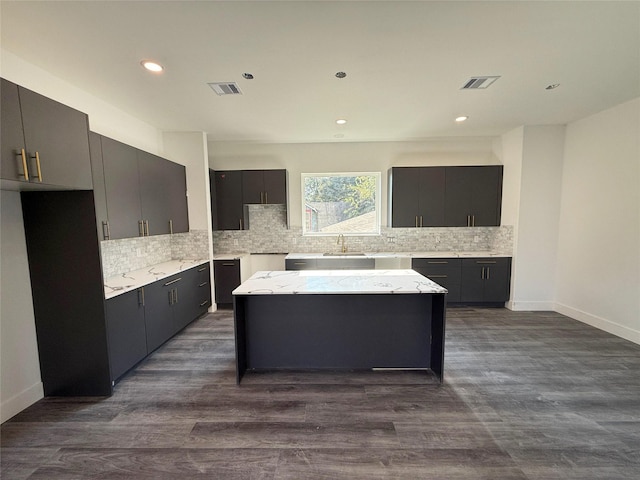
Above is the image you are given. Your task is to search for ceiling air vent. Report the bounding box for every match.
[208,82,243,96]
[461,76,501,90]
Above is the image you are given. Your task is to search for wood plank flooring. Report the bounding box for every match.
[2,308,639,479]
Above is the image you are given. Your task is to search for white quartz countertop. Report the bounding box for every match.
[232,269,448,295]
[104,259,209,300]
[285,251,510,259]
[212,253,250,261]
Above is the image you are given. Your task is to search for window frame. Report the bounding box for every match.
[301,171,382,236]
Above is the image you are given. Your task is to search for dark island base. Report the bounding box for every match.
[234,293,446,384]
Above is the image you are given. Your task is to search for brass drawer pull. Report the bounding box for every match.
[164,277,182,286]
[19,149,29,180]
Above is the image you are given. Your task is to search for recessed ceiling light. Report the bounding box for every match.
[242,73,254,80]
[455,116,468,122]
[141,60,164,73]
[336,119,347,125]
[335,72,347,79]
[545,83,560,90]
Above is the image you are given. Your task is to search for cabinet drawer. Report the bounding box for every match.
[285,259,317,270]
[315,258,375,270]
[412,258,459,268]
[461,257,511,268]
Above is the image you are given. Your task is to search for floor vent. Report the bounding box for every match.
[461,76,501,89]
[208,82,243,96]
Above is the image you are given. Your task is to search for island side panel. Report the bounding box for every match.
[233,296,248,384]
[430,293,447,383]
[241,293,432,371]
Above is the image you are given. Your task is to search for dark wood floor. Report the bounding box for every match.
[2,307,639,479]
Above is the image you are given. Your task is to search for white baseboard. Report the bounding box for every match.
[506,300,556,311]
[555,303,640,346]
[1,381,44,423]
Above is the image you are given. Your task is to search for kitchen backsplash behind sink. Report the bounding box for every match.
[100,230,209,279]
[213,204,513,255]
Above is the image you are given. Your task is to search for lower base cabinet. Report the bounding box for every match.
[105,262,212,382]
[105,288,147,381]
[214,259,241,305]
[412,256,511,305]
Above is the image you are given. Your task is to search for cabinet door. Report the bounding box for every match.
[1,79,28,182]
[241,170,264,204]
[143,277,177,352]
[460,265,485,302]
[101,136,143,239]
[390,167,420,227]
[444,167,474,227]
[483,265,511,302]
[469,166,503,226]
[263,169,287,204]
[213,170,243,230]
[18,85,92,189]
[138,151,171,236]
[105,289,147,381]
[418,167,446,227]
[214,260,241,304]
[89,132,110,240]
[166,161,189,233]
[173,267,200,332]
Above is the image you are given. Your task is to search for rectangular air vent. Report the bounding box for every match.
[208,82,243,96]
[461,76,501,89]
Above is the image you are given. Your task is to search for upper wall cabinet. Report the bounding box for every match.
[1,78,92,189]
[242,169,287,205]
[444,166,503,227]
[389,165,503,228]
[211,169,287,231]
[390,167,445,227]
[90,133,189,240]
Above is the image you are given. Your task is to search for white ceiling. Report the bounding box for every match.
[1,1,639,144]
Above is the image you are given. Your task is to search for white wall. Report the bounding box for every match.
[208,138,501,229]
[0,191,43,422]
[0,50,162,153]
[510,126,565,310]
[555,98,640,344]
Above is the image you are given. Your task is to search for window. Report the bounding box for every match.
[302,172,381,235]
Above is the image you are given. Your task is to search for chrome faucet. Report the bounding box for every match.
[337,234,347,253]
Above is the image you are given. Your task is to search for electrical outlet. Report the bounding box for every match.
[387,236,395,243]
[233,239,239,246]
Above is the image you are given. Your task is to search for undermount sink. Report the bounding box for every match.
[322,252,366,256]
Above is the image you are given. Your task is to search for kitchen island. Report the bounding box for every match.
[232,269,447,384]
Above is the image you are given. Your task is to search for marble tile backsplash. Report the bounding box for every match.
[213,204,513,255]
[100,230,210,279]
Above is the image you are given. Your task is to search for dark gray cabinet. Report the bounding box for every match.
[90,133,189,240]
[1,78,92,189]
[212,170,244,230]
[144,276,177,353]
[390,167,445,227]
[242,169,287,205]
[105,288,147,381]
[194,263,213,317]
[412,258,461,302]
[444,166,503,227]
[389,165,503,228]
[21,190,112,396]
[211,169,287,230]
[460,257,512,303]
[214,259,241,305]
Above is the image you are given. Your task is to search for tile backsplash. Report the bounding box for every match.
[100,230,210,279]
[213,204,513,255]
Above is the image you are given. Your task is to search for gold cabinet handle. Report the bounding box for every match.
[18,149,30,181]
[420,215,423,227]
[427,261,448,264]
[169,219,173,234]
[198,266,208,272]
[415,216,418,227]
[144,220,149,236]
[429,275,448,279]
[138,287,145,306]
[199,301,209,307]
[239,218,243,229]
[164,277,182,286]
[138,220,144,236]
[472,215,476,227]
[198,281,208,287]
[32,152,43,182]
[264,191,268,204]
[467,215,471,227]
[486,267,490,280]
